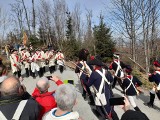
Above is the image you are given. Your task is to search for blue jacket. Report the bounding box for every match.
[122,75,142,96]
[149,71,160,85]
[87,67,114,113]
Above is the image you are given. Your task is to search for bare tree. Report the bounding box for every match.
[32,0,36,35]
[10,2,24,34]
[111,0,141,62]
[0,8,10,52]
[21,0,31,35]
[71,3,81,41]
[52,0,67,49]
[83,9,95,54]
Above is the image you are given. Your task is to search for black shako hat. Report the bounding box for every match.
[88,56,104,66]
[125,65,132,73]
[78,48,89,61]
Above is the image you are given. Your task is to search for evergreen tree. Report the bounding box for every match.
[65,12,79,59]
[93,15,115,61]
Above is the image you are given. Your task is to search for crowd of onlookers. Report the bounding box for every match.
[0,58,149,120]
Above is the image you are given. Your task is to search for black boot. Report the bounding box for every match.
[52,66,56,72]
[25,68,29,77]
[40,68,43,77]
[88,95,95,105]
[32,72,36,79]
[38,70,42,77]
[29,69,32,77]
[49,66,53,74]
[82,89,87,100]
[17,70,21,78]
[59,65,64,73]
[134,106,141,111]
[112,77,117,89]
[43,67,45,73]
[144,92,155,108]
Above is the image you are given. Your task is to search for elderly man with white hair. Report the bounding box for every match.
[32,75,63,120]
[42,84,82,120]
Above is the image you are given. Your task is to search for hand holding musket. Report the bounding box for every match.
[48,55,54,60]
[45,59,49,65]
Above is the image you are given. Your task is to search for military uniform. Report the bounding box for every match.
[30,51,40,78]
[45,50,56,74]
[145,60,160,107]
[109,54,126,89]
[55,51,65,73]
[10,50,22,78]
[87,57,119,120]
[122,66,142,111]
[36,50,44,77]
[75,60,94,104]
[21,49,31,77]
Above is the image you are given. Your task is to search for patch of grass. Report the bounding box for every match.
[132,69,153,89]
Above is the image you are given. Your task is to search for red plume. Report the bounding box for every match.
[90,56,95,60]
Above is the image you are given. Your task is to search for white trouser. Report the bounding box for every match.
[49,59,56,67]
[23,61,30,69]
[41,61,46,67]
[31,62,40,72]
[127,96,137,108]
[150,86,156,94]
[57,60,64,66]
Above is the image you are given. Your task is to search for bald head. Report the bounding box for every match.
[36,77,49,93]
[0,76,21,96]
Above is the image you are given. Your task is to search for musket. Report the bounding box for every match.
[69,60,113,120]
[128,57,147,72]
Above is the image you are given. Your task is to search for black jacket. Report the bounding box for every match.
[0,95,41,120]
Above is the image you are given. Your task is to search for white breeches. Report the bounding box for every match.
[57,60,64,66]
[11,65,18,73]
[41,61,46,67]
[23,61,30,69]
[49,60,55,67]
[127,96,137,108]
[31,62,40,72]
[150,86,157,94]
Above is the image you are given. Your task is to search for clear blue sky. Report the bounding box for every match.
[0,0,111,23]
[0,0,112,37]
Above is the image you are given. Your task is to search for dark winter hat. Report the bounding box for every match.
[88,56,104,66]
[153,60,160,67]
[78,48,89,61]
[121,110,149,120]
[21,48,26,51]
[11,49,17,53]
[125,65,132,73]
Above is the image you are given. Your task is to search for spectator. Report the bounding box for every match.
[0,57,3,65]
[0,76,41,120]
[0,64,8,79]
[121,97,149,120]
[42,84,81,120]
[0,64,8,92]
[32,75,63,120]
